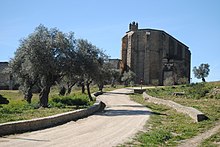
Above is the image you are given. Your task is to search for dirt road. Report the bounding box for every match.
[0,88,151,147]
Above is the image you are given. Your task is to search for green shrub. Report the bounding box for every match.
[0,89,93,123]
[187,83,211,99]
[51,94,90,107]
[0,101,37,114]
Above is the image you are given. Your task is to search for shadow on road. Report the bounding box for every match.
[103,92,134,95]
[107,104,147,108]
[95,109,166,117]
[1,136,50,142]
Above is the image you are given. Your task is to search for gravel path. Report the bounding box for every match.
[0,88,151,147]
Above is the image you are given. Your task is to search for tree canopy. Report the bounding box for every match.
[193,63,210,82]
[10,24,111,107]
[121,70,136,86]
[75,39,108,100]
[10,25,76,107]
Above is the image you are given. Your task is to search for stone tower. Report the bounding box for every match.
[121,22,191,85]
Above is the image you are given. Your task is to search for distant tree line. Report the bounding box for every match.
[9,25,121,107]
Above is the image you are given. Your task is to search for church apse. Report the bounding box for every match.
[121,22,191,85]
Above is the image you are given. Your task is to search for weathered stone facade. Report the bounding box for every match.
[121,22,191,85]
[0,62,13,89]
[108,59,121,69]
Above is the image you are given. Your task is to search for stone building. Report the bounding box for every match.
[108,59,121,69]
[121,22,191,85]
[0,62,13,89]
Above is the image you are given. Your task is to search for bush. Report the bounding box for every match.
[0,101,36,114]
[51,94,90,107]
[187,83,211,99]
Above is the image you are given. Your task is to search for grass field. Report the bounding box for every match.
[200,130,220,147]
[128,81,220,146]
[0,85,115,124]
[146,82,220,122]
[0,91,84,123]
[0,84,124,124]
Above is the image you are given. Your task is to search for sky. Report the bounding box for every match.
[0,0,220,82]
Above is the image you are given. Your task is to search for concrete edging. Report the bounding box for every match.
[143,92,208,122]
[0,100,106,136]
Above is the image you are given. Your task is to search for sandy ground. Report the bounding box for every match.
[0,88,151,147]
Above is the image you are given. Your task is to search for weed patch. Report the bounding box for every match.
[137,128,172,146]
[51,94,91,108]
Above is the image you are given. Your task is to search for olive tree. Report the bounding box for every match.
[193,63,210,82]
[10,25,76,107]
[94,62,112,92]
[96,62,121,89]
[109,68,121,87]
[121,70,136,86]
[76,39,107,100]
[9,38,39,103]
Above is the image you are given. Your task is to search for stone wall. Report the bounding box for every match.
[143,92,208,122]
[121,22,191,85]
[0,101,106,136]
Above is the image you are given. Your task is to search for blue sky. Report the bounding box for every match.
[0,0,220,82]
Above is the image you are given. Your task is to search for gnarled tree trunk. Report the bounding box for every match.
[66,82,76,95]
[81,82,85,94]
[24,87,33,103]
[39,85,51,107]
[59,86,66,96]
[86,81,93,101]
[98,83,103,92]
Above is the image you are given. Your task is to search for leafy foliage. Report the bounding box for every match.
[75,39,108,99]
[187,83,211,99]
[193,63,210,82]
[0,88,96,123]
[51,94,90,107]
[9,24,113,108]
[121,70,136,86]
[10,25,76,107]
